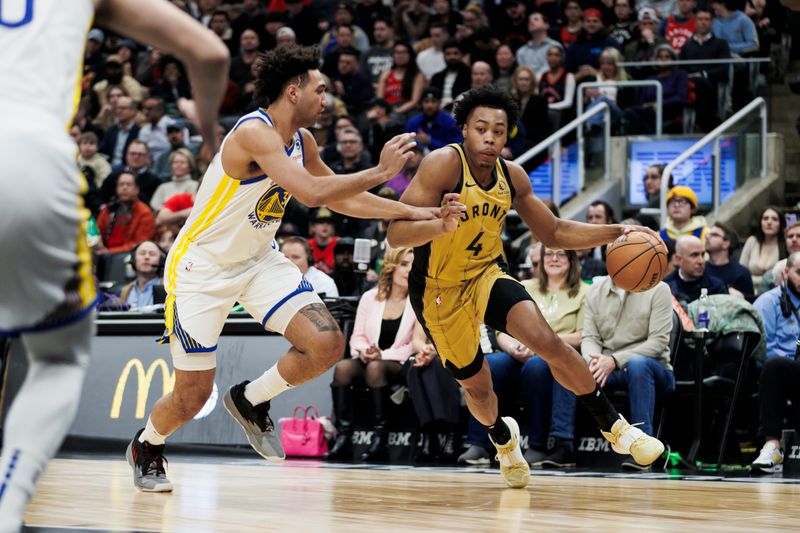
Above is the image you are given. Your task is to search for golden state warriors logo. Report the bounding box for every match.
[248,185,289,229]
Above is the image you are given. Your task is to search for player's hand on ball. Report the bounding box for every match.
[378,133,417,178]
[621,224,664,247]
[440,192,465,233]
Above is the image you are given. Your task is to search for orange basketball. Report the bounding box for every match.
[605,231,668,292]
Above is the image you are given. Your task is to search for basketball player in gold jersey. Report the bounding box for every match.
[388,86,665,488]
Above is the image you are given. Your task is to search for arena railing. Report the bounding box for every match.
[576,80,663,136]
[514,102,611,206]
[658,96,767,227]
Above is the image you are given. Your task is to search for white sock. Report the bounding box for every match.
[139,417,169,446]
[244,366,293,406]
[0,448,46,532]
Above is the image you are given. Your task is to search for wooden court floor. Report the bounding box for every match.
[25,457,800,532]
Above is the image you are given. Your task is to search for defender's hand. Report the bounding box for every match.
[440,193,465,233]
[378,133,417,178]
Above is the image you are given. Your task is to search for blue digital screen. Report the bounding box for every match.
[628,137,737,206]
[527,143,580,204]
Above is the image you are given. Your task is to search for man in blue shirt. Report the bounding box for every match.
[404,87,462,152]
[663,235,727,303]
[751,251,800,473]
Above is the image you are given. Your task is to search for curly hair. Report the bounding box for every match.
[452,85,520,128]
[376,246,413,301]
[254,45,322,104]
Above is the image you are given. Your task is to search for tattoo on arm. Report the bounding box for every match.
[299,303,340,333]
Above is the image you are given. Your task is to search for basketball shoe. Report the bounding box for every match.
[751,442,783,474]
[126,428,173,492]
[601,416,665,466]
[224,381,285,462]
[488,417,530,489]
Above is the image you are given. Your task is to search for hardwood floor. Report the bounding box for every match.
[24,458,800,532]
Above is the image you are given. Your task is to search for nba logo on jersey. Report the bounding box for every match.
[248,184,290,229]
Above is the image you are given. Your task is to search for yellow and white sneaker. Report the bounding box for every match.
[751,442,783,474]
[601,416,665,466]
[489,417,530,489]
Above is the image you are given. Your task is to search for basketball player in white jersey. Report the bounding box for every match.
[126,45,437,492]
[0,1,229,529]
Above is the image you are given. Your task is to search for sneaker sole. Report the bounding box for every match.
[223,391,285,463]
[125,441,173,493]
[752,463,783,474]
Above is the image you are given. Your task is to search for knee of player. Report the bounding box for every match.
[311,331,345,367]
[175,383,213,416]
[527,330,563,356]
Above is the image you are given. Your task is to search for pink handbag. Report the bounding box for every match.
[280,405,329,457]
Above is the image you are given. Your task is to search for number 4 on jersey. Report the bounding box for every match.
[466,232,484,256]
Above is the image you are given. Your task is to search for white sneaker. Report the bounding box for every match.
[751,442,783,474]
[489,417,530,489]
[601,416,665,466]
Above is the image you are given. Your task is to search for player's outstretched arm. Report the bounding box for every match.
[387,149,466,248]
[300,130,438,222]
[237,126,416,207]
[95,0,229,151]
[507,161,661,249]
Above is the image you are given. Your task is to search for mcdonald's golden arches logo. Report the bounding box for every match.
[110,358,175,419]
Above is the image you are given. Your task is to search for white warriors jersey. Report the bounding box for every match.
[169,108,304,265]
[0,0,93,131]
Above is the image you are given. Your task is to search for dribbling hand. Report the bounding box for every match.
[621,224,665,248]
[378,133,417,178]
[440,192,466,233]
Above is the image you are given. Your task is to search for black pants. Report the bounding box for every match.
[758,356,800,439]
[406,356,461,427]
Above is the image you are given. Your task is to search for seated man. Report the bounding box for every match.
[280,236,339,297]
[705,222,754,300]
[120,240,166,310]
[751,252,800,473]
[581,275,675,469]
[95,171,156,255]
[664,235,728,304]
[659,186,708,247]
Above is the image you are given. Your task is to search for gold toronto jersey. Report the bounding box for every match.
[412,144,515,284]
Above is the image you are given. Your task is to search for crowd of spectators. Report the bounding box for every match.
[71,0,795,470]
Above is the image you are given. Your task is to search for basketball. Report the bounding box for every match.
[605,231,668,292]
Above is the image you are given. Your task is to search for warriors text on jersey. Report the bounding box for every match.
[412,143,515,284]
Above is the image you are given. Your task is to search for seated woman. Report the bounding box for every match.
[324,247,416,462]
[407,321,461,464]
[740,206,786,288]
[457,247,586,467]
[376,42,425,123]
